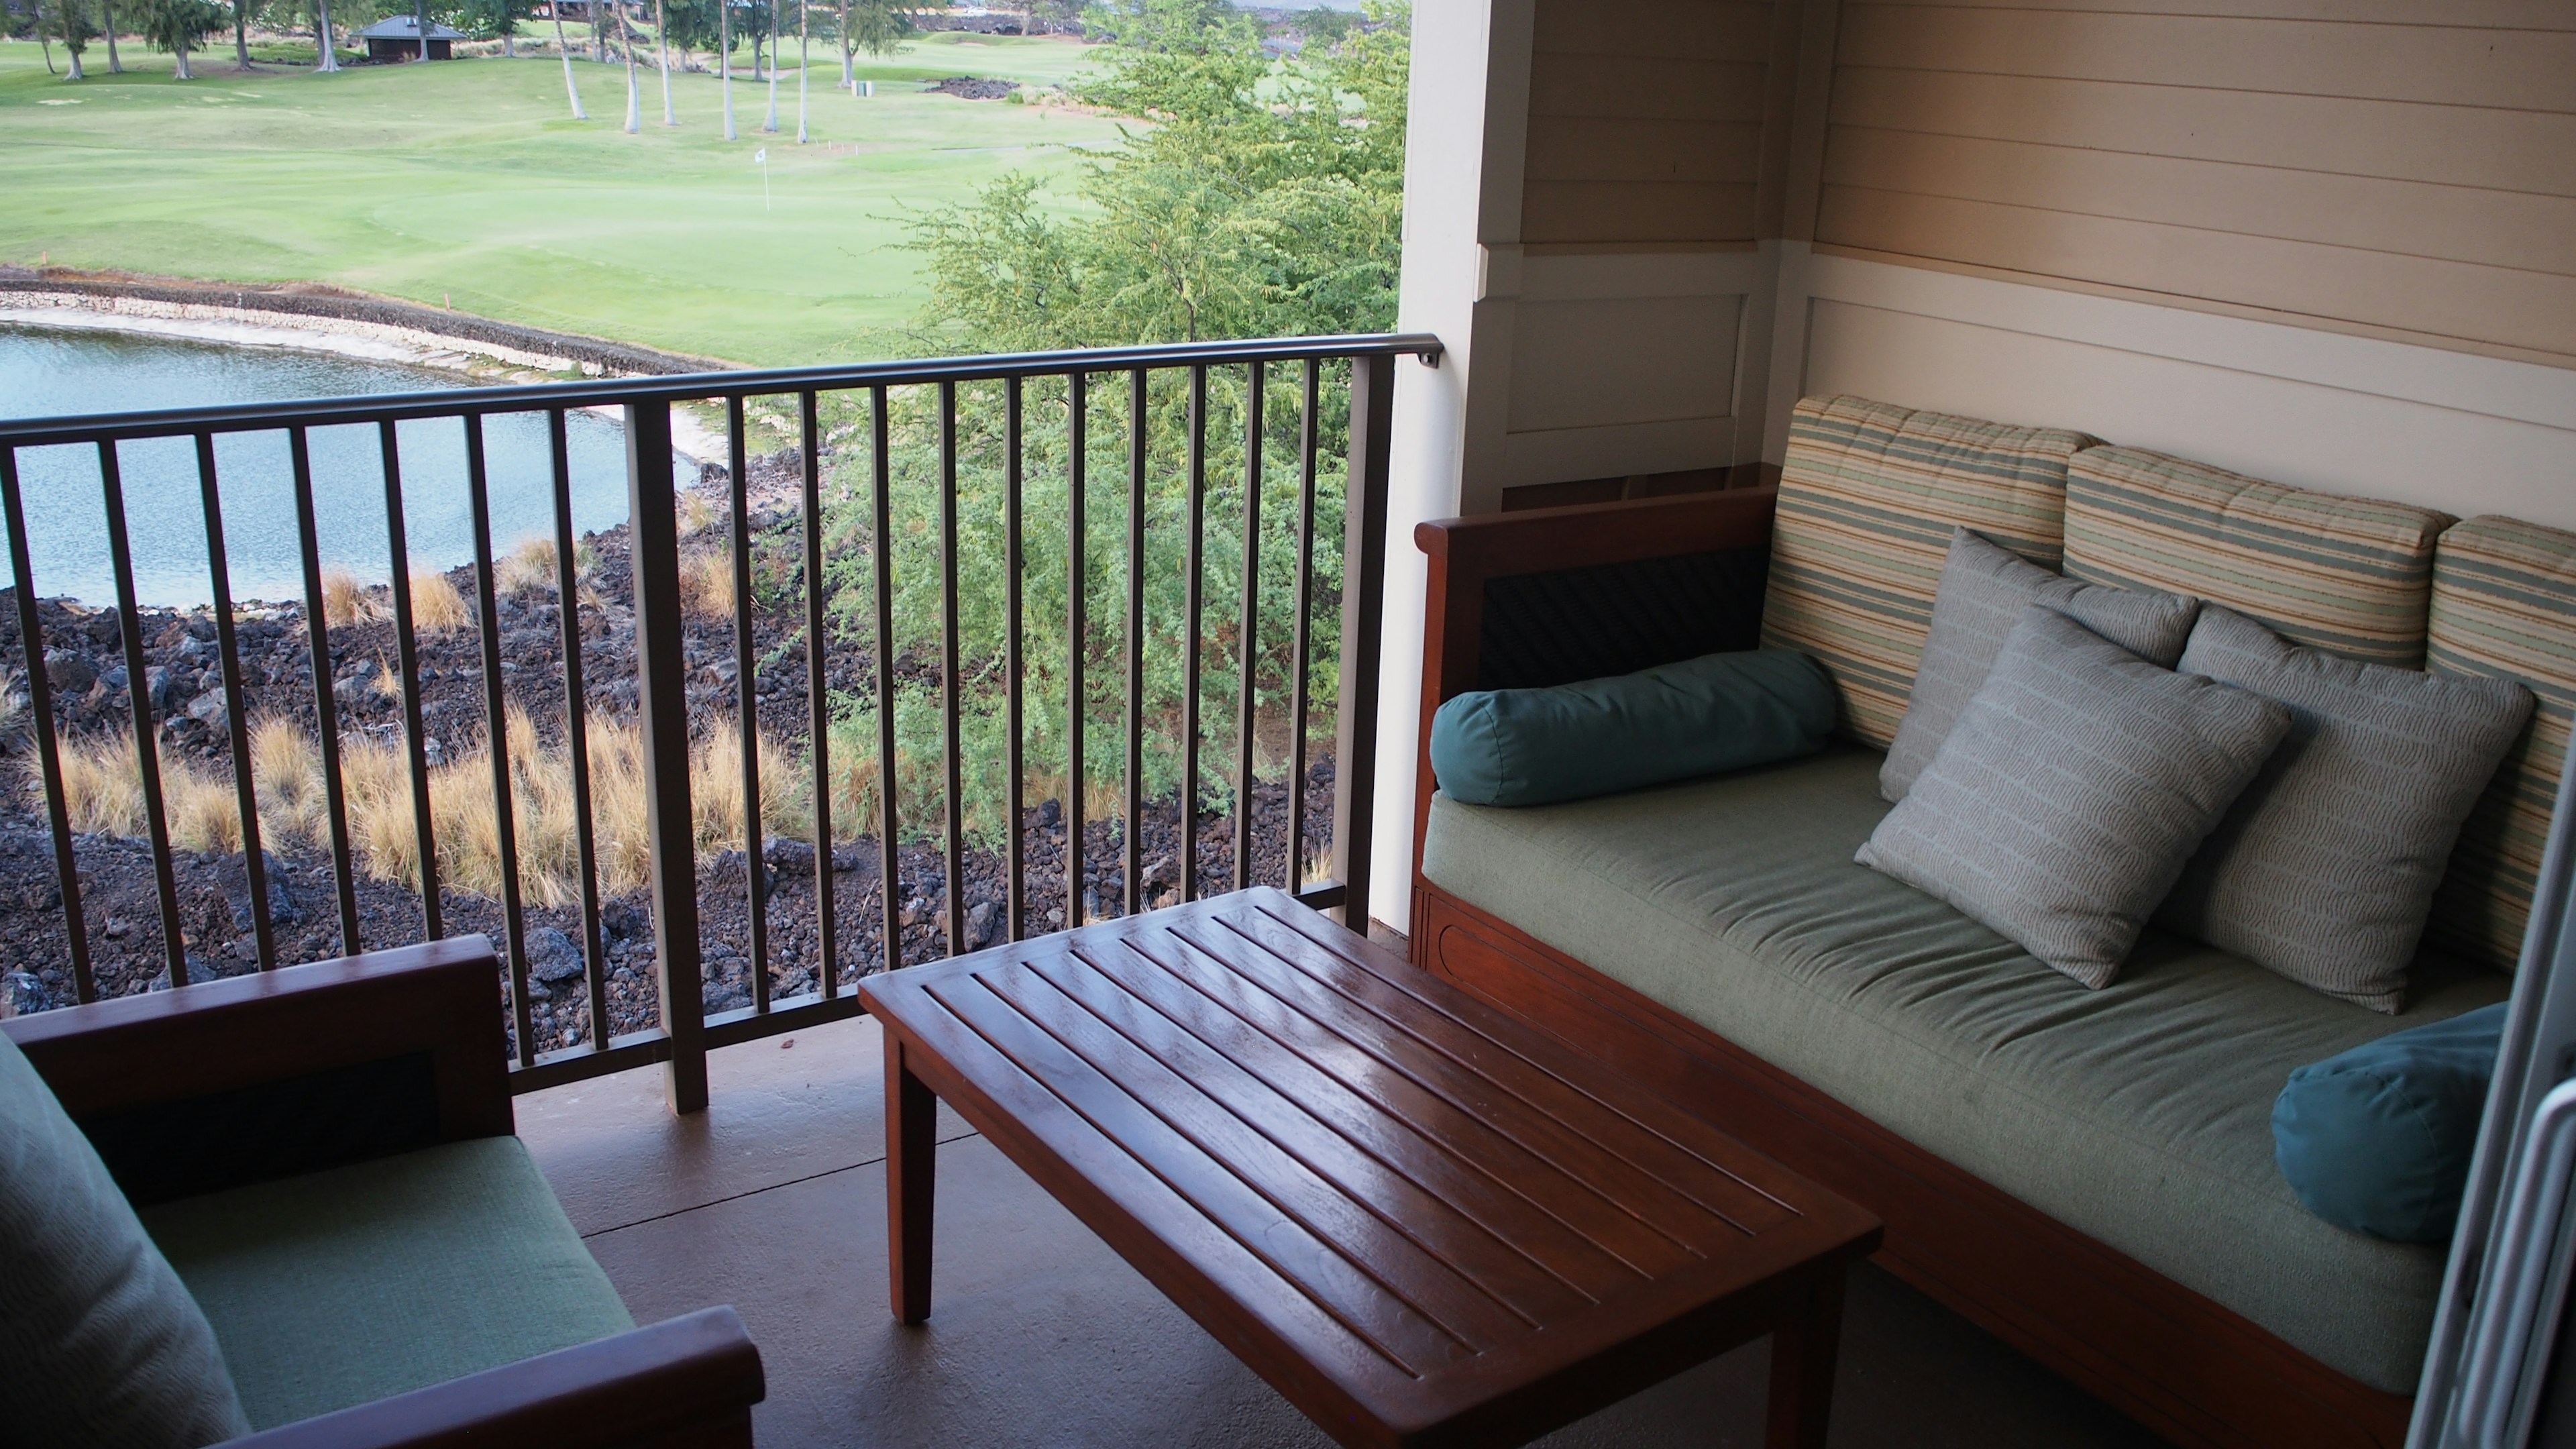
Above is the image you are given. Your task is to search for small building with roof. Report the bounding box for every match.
[355,15,465,62]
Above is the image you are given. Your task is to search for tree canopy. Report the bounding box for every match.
[906,0,1408,351]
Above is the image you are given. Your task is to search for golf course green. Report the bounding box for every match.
[0,32,1124,364]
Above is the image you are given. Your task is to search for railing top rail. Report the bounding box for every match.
[0,331,1446,449]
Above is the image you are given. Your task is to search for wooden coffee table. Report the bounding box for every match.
[857,888,1882,1448]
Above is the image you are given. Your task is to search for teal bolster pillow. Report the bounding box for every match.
[1430,649,1835,808]
[2273,1003,2508,1244]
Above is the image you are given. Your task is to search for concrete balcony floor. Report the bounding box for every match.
[517,1012,2165,1448]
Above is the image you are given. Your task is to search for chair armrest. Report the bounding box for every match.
[1410,488,1780,892]
[224,1307,766,1449]
[4,937,513,1202]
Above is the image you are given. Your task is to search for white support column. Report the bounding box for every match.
[1365,0,1535,936]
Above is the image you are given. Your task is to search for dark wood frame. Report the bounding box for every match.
[4,938,765,1449]
[1405,490,2415,1449]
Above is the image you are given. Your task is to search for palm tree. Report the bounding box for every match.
[794,0,807,144]
[653,0,672,123]
[717,0,735,140]
[834,0,848,91]
[551,0,586,117]
[311,0,339,70]
[759,0,777,132]
[620,0,640,131]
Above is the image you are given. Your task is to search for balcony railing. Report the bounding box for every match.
[0,333,1439,1110]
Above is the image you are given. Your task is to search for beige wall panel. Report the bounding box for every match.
[1527,55,1770,122]
[1525,181,1761,243]
[1825,126,2576,277]
[1532,0,1774,58]
[1817,188,2576,358]
[1829,68,2576,198]
[1798,297,2576,529]
[1527,117,1766,184]
[1856,0,2574,26]
[1837,5,2576,111]
[1507,293,1744,434]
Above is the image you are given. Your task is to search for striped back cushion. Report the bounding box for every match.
[2063,447,2451,667]
[1761,395,2096,746]
[2426,517,2576,973]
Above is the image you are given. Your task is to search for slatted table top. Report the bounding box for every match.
[858,888,1881,1449]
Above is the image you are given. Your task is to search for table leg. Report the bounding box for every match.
[1765,1268,1847,1449]
[887,1034,938,1324]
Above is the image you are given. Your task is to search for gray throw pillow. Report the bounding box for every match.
[2156,606,2533,1012]
[1882,529,2200,802]
[0,1030,250,1448]
[1858,605,2293,987]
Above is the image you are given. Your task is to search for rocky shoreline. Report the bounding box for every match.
[0,447,1337,1059]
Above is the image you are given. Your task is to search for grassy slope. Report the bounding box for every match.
[0,32,1122,364]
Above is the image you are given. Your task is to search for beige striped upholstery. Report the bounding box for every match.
[2426,517,2576,973]
[1762,396,2098,746]
[2063,447,2451,667]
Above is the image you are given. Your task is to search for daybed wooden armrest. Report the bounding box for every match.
[3,936,513,1203]
[1411,487,1780,860]
[224,1307,765,1449]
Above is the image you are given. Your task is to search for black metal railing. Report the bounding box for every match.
[0,333,1438,1111]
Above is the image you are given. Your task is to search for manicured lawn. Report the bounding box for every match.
[0,33,1122,364]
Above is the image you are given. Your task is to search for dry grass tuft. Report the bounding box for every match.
[494,535,598,595]
[677,492,717,538]
[321,569,384,629]
[679,548,736,621]
[407,570,474,633]
[52,714,819,913]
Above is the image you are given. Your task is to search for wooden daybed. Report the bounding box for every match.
[1403,398,2574,1449]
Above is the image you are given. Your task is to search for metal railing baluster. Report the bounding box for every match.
[194,433,277,973]
[379,421,441,941]
[98,441,189,988]
[464,415,533,1064]
[624,400,707,1112]
[1066,371,1087,931]
[288,427,363,955]
[1287,361,1319,892]
[547,409,610,1049]
[1180,366,1206,906]
[1234,363,1263,894]
[800,390,837,994]
[938,382,964,957]
[871,385,901,973]
[1124,368,1145,918]
[1330,357,1397,934]
[1,446,93,1002]
[727,397,767,1012]
[1004,377,1025,944]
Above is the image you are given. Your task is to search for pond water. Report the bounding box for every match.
[0,324,685,608]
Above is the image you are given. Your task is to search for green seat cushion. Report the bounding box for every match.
[1422,746,2508,1394]
[0,1031,250,1448]
[142,1136,635,1431]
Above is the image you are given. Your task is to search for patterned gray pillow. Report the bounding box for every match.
[2156,606,2533,1012]
[1882,529,2200,802]
[1858,605,2292,987]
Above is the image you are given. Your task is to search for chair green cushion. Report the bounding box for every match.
[1429,649,1834,808]
[0,1031,250,1449]
[1422,746,2508,1394]
[142,1135,635,1431]
[2275,1002,2507,1244]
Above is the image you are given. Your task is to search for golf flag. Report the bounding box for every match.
[753,149,767,164]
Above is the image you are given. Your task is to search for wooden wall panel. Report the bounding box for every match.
[1814,3,2576,364]
[1521,1,1783,246]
